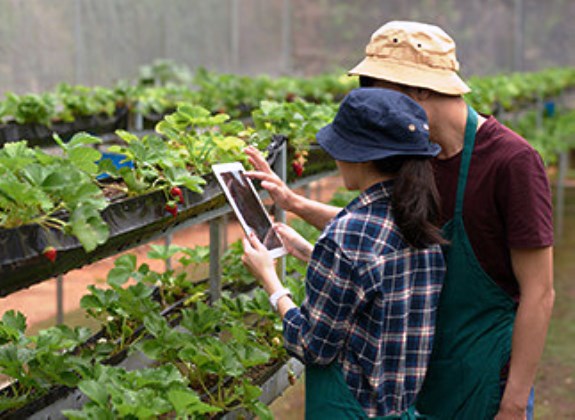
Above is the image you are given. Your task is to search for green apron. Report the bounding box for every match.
[305,363,419,419]
[415,106,517,419]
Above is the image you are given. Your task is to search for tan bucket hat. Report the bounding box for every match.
[348,21,471,95]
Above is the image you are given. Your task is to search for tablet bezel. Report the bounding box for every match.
[212,162,287,259]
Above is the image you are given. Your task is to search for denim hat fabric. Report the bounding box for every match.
[316,88,441,163]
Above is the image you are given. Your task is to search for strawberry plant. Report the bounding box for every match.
[104,128,206,197]
[62,364,219,419]
[155,103,256,175]
[0,311,96,411]
[0,92,57,126]
[80,254,163,348]
[251,99,337,176]
[0,134,109,252]
[55,83,118,121]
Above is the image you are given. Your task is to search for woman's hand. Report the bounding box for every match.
[244,146,295,212]
[274,223,313,263]
[242,232,282,295]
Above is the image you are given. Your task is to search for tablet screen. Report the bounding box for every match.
[213,163,286,258]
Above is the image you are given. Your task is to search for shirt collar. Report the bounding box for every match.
[344,179,394,213]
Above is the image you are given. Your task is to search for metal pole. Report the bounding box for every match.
[56,275,64,325]
[209,216,225,302]
[74,0,85,84]
[164,234,173,272]
[282,0,292,74]
[273,143,287,282]
[555,151,569,242]
[514,0,524,72]
[230,0,240,71]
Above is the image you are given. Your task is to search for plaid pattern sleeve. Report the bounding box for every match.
[282,181,445,417]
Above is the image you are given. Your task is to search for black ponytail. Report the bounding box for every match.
[375,157,446,249]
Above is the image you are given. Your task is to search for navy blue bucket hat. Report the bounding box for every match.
[316,88,441,162]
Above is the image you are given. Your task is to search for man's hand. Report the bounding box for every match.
[494,402,526,420]
[274,223,314,263]
[496,246,554,420]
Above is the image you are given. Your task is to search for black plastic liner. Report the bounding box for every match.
[0,174,225,297]
[0,107,129,148]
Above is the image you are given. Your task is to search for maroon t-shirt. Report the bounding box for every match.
[433,116,554,301]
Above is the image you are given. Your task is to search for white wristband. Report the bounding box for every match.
[269,288,292,311]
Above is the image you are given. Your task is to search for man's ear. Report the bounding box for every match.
[411,87,433,102]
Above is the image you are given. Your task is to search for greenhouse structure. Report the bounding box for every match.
[0,1,574,419]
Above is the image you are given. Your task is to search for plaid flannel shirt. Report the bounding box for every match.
[283,180,445,417]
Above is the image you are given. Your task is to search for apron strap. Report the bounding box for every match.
[453,105,478,217]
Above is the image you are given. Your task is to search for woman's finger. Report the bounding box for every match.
[244,147,272,173]
[248,232,267,251]
[244,170,278,183]
[242,236,254,253]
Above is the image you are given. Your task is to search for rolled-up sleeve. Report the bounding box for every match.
[282,235,365,365]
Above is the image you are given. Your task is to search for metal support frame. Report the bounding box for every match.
[56,275,64,325]
[209,216,225,302]
[272,142,287,282]
[555,151,569,241]
[164,234,173,272]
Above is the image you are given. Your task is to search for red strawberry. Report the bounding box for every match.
[292,161,303,177]
[165,203,178,218]
[43,246,57,263]
[170,186,184,204]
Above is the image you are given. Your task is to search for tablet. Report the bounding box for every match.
[213,162,287,259]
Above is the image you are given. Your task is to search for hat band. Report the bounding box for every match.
[366,52,458,73]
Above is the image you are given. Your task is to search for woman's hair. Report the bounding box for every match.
[374,156,446,249]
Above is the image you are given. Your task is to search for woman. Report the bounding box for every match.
[242,88,445,419]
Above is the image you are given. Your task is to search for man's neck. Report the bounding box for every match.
[431,100,487,160]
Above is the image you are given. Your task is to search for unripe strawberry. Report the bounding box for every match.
[287,370,297,386]
[42,246,57,263]
[165,203,178,218]
[170,186,184,204]
[271,336,281,347]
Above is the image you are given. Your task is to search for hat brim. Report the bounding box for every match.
[348,56,471,96]
[316,123,441,163]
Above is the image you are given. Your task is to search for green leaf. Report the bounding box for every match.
[2,310,27,334]
[147,244,183,261]
[167,389,221,415]
[250,400,274,420]
[69,205,109,252]
[78,380,109,408]
[107,270,131,289]
[68,147,102,175]
[138,339,165,360]
[115,129,140,144]
[67,132,102,148]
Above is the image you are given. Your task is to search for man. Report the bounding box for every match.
[245,20,554,419]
